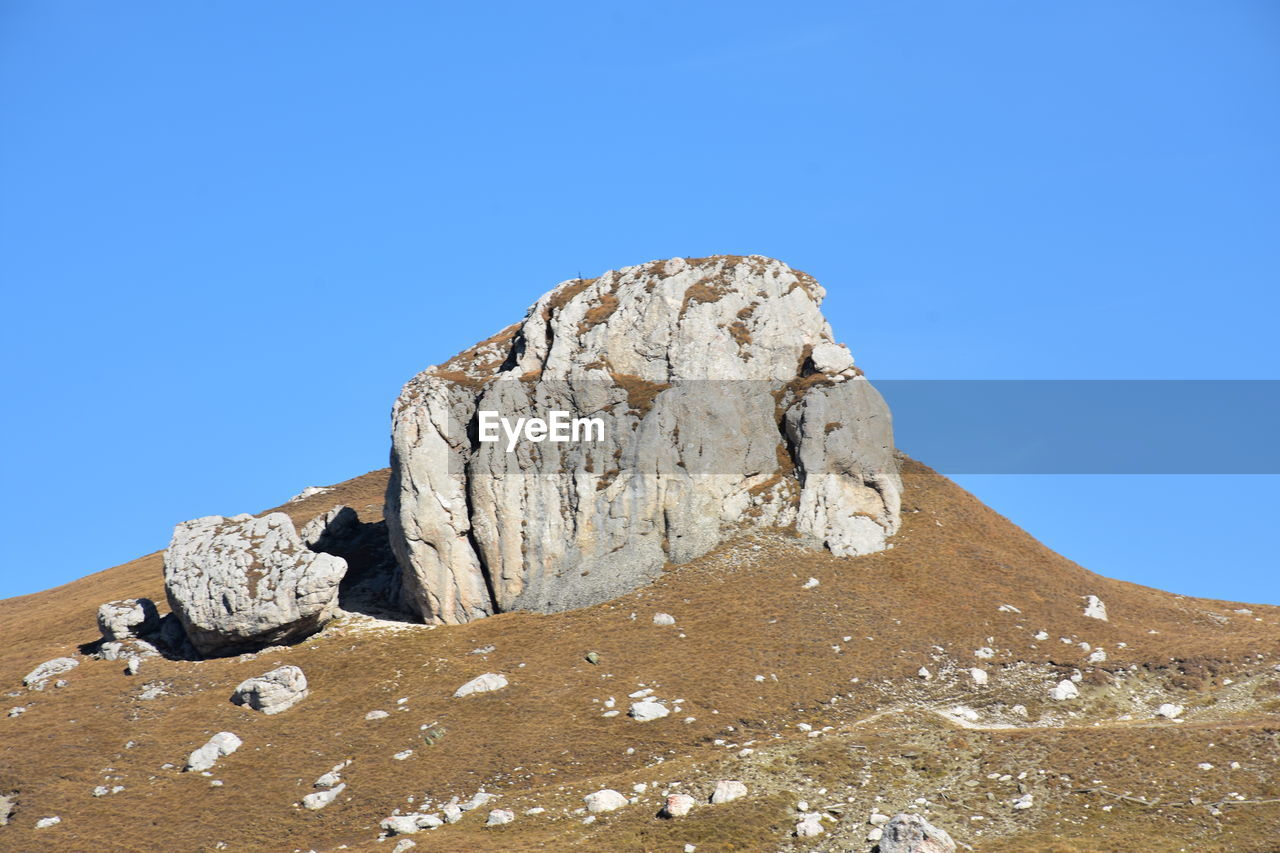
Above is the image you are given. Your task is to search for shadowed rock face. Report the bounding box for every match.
[386,255,901,624]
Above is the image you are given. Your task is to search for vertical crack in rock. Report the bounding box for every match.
[386,255,902,624]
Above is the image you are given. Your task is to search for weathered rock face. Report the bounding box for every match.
[387,255,900,624]
[163,512,347,656]
[879,813,956,853]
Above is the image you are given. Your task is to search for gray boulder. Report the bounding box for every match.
[879,813,956,853]
[97,598,160,641]
[386,256,900,624]
[230,665,309,714]
[163,512,346,655]
[184,731,242,772]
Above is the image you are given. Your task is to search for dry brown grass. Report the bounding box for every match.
[1,460,1278,851]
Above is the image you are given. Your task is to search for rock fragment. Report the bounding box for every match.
[231,665,309,715]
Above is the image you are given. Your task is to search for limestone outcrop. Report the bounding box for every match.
[386,256,900,624]
[163,512,346,656]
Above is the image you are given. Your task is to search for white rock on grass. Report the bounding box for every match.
[1012,794,1034,810]
[453,673,508,698]
[486,809,515,826]
[231,665,308,715]
[442,804,463,823]
[802,577,820,589]
[23,658,78,690]
[795,813,824,837]
[879,812,957,851]
[1157,703,1185,719]
[584,789,628,813]
[163,512,347,655]
[663,794,696,817]
[970,668,988,686]
[653,612,676,626]
[1088,648,1107,663]
[381,813,443,835]
[1083,595,1108,621]
[35,816,61,829]
[184,732,242,772]
[1048,680,1079,701]
[97,599,161,641]
[629,701,669,722]
[314,759,351,788]
[302,783,345,811]
[710,780,747,804]
[391,840,416,853]
[365,709,390,720]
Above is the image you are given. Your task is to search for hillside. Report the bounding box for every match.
[2,458,1278,852]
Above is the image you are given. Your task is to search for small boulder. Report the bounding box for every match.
[584,789,627,813]
[629,700,669,722]
[23,658,78,690]
[184,731,242,772]
[795,813,824,838]
[35,816,61,829]
[970,668,988,686]
[381,813,443,835]
[879,813,956,853]
[662,794,695,818]
[652,612,676,626]
[302,783,345,811]
[97,599,161,641]
[710,780,747,804]
[1157,703,1185,719]
[453,672,508,698]
[486,808,515,826]
[231,665,308,715]
[1048,679,1079,701]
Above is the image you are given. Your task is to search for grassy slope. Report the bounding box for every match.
[0,460,1277,852]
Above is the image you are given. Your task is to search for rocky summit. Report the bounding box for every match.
[387,255,901,624]
[1,256,1278,852]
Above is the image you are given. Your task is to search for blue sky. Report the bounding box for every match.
[1,2,1276,603]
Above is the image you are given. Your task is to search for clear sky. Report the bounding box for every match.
[2,2,1277,603]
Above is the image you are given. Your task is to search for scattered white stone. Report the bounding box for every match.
[23,658,78,690]
[869,812,890,826]
[365,710,389,720]
[1157,703,1184,719]
[302,783,345,811]
[442,804,463,823]
[1088,648,1107,663]
[629,701,669,722]
[185,732,242,772]
[970,668,989,686]
[974,647,995,659]
[795,813,824,837]
[486,808,515,826]
[1010,704,1028,717]
[1083,595,1108,621]
[918,667,932,680]
[382,813,443,835]
[525,807,546,815]
[231,665,309,715]
[1034,630,1049,641]
[453,673,508,698]
[802,577,819,589]
[710,780,747,804]
[35,816,61,829]
[8,707,25,717]
[391,840,416,853]
[92,785,109,797]
[663,794,696,817]
[584,789,628,813]
[1198,763,1215,771]
[393,750,414,761]
[653,613,676,626]
[1049,680,1079,701]
[1013,793,1034,810]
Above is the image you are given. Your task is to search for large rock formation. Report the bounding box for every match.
[163,512,347,655]
[387,255,900,624]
